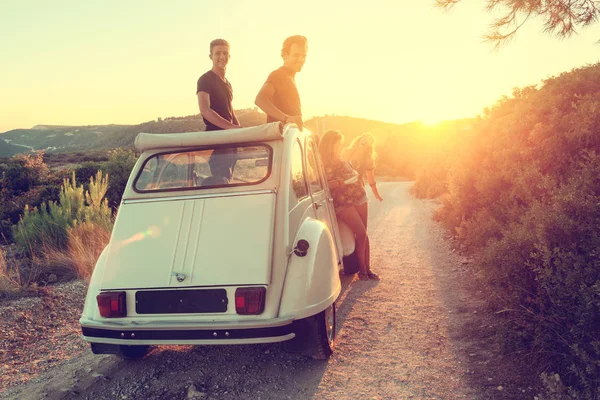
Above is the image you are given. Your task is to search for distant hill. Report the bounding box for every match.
[0,125,130,156]
[98,108,267,149]
[0,109,267,157]
[0,138,31,157]
[0,110,474,178]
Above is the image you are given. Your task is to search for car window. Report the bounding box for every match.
[134,145,271,192]
[291,140,308,200]
[159,154,191,189]
[305,140,323,193]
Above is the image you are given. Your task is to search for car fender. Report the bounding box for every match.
[278,218,341,320]
[80,245,110,322]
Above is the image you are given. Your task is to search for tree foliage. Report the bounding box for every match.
[436,0,600,46]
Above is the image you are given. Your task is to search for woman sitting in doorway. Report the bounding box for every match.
[319,130,380,281]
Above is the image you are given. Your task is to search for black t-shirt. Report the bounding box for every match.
[196,70,234,131]
[265,67,301,123]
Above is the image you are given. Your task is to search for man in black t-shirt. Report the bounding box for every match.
[196,39,239,182]
[197,38,239,131]
[255,35,308,131]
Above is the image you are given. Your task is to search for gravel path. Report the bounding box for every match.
[1,182,538,400]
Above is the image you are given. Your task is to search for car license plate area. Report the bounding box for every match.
[136,289,228,314]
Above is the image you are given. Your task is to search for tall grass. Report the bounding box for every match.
[0,249,36,298]
[43,223,111,280]
[0,248,18,297]
[11,170,113,283]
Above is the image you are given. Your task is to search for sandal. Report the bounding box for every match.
[357,272,370,281]
[367,270,381,281]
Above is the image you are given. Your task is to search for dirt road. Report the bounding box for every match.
[1,182,537,400]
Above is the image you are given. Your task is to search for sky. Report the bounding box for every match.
[0,0,599,133]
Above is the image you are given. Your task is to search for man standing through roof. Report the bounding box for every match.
[196,38,239,182]
[255,35,307,131]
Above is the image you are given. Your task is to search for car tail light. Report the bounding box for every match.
[235,287,266,315]
[97,291,127,318]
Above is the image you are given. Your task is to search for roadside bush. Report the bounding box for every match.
[104,148,137,209]
[1,151,49,194]
[12,202,73,257]
[524,156,600,395]
[12,171,113,260]
[0,221,13,243]
[420,62,600,397]
[411,161,448,199]
[0,152,61,243]
[75,161,105,186]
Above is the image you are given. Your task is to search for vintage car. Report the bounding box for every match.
[79,122,359,360]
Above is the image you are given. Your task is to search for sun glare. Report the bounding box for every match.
[419,116,443,127]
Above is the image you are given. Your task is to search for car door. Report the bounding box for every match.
[304,137,343,264]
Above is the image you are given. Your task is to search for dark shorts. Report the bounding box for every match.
[208,148,238,182]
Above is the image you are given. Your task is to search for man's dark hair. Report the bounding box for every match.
[210,39,230,53]
[281,35,307,57]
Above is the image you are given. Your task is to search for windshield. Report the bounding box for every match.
[134,145,271,192]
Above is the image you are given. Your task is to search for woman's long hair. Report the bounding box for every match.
[342,132,377,169]
[319,130,343,167]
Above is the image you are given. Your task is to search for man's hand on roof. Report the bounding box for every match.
[285,115,303,131]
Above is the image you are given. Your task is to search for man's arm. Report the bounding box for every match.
[232,110,239,126]
[197,91,240,130]
[255,82,303,129]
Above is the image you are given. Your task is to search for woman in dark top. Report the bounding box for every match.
[319,130,380,281]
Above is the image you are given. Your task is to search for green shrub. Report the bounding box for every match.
[75,161,105,186]
[12,203,71,257]
[423,63,600,397]
[1,151,49,194]
[12,171,113,257]
[83,170,112,231]
[411,161,448,199]
[104,148,137,209]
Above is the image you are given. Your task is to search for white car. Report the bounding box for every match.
[79,122,358,360]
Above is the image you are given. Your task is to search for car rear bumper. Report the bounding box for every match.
[80,316,296,345]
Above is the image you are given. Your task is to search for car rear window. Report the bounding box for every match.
[134,145,271,192]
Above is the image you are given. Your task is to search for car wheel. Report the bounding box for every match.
[118,345,150,360]
[342,251,360,275]
[312,302,336,360]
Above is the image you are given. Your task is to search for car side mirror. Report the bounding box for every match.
[255,158,268,167]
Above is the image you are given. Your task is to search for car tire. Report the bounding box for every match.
[342,251,360,275]
[283,303,336,359]
[311,302,336,360]
[118,345,150,360]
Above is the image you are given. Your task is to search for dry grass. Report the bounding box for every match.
[44,222,111,281]
[0,248,21,297]
[2,221,110,298]
[67,222,110,280]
